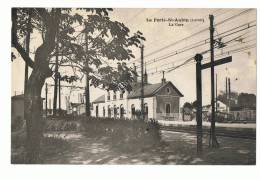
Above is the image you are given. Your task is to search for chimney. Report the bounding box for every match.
[161,71,166,84]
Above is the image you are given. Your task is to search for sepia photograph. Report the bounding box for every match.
[11,7,256,165]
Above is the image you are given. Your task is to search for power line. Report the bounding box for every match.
[147,43,256,77]
[149,40,252,74]
[129,9,254,65]
[142,20,255,67]
[148,39,254,75]
[136,21,255,69]
[143,8,223,50]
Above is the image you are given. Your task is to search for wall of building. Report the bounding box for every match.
[91,82,182,120]
[156,95,180,120]
[92,96,156,120]
[127,97,155,120]
[11,98,24,120]
[230,109,256,121]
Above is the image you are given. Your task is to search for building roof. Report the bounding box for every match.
[92,81,183,103]
[11,94,24,100]
[12,94,45,100]
[71,102,84,107]
[230,106,256,111]
[92,95,105,104]
[127,81,183,99]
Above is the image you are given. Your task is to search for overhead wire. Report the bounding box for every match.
[129,9,255,66]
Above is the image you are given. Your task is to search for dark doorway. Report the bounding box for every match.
[120,104,124,118]
[144,103,148,120]
[166,103,171,115]
[131,104,135,119]
[108,106,111,118]
[96,105,99,117]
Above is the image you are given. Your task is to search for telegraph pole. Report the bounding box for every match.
[45,83,48,118]
[194,32,232,152]
[195,53,203,154]
[53,28,59,117]
[85,22,90,118]
[209,14,219,148]
[140,45,145,121]
[228,77,231,111]
[226,77,228,112]
[58,72,61,115]
[215,74,218,113]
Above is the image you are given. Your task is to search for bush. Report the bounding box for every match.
[11,116,24,132]
[81,117,161,153]
[11,130,70,164]
[45,120,81,131]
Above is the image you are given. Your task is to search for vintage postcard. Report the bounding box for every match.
[11,8,256,165]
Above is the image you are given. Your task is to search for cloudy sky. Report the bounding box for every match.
[11,8,256,108]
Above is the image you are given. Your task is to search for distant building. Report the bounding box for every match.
[11,94,45,128]
[11,94,24,122]
[202,100,227,113]
[67,102,85,115]
[91,71,183,120]
[230,106,256,121]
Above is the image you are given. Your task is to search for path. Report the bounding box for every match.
[158,120,256,129]
[42,130,255,165]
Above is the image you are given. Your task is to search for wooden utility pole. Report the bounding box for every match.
[140,45,145,121]
[195,56,231,152]
[209,14,219,148]
[58,72,61,114]
[195,53,203,154]
[194,15,232,152]
[226,77,228,112]
[228,77,231,111]
[85,22,91,117]
[215,74,218,113]
[53,27,59,117]
[45,83,48,118]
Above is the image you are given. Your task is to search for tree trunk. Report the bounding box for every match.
[24,69,47,163]
[24,9,60,163]
[85,73,91,117]
[12,8,61,163]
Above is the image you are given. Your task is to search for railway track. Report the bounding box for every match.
[160,125,256,140]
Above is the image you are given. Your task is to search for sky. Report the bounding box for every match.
[11,8,256,109]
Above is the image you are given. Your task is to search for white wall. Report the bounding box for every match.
[92,95,156,120]
[127,97,155,119]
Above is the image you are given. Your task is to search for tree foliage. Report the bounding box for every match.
[12,8,145,91]
[237,93,256,108]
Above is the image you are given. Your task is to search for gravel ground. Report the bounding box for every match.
[158,120,256,129]
[42,130,255,165]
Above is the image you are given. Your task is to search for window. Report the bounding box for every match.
[120,104,124,118]
[103,107,105,117]
[144,103,148,114]
[166,103,171,114]
[108,105,111,118]
[113,91,116,100]
[107,91,110,101]
[114,105,117,117]
[120,91,124,99]
[144,103,148,120]
[166,87,171,94]
[131,104,135,118]
[96,105,99,117]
